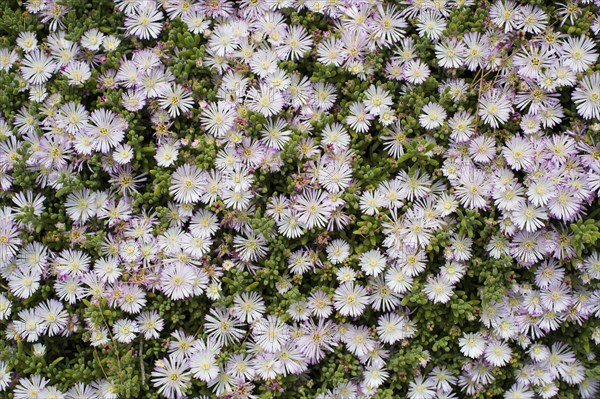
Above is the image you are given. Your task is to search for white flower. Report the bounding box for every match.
[170,164,206,204]
[252,315,290,353]
[124,3,163,40]
[65,188,97,223]
[478,89,513,128]
[416,11,446,40]
[403,59,430,84]
[159,84,194,117]
[407,376,436,399]
[573,73,600,120]
[0,294,12,320]
[204,307,244,347]
[112,318,139,343]
[419,102,447,130]
[86,108,127,153]
[359,249,387,276]
[160,264,197,300]
[201,102,237,137]
[326,239,351,265]
[562,36,598,73]
[151,357,191,399]
[333,282,369,317]
[363,85,393,116]
[233,291,265,323]
[484,340,512,366]
[16,31,38,52]
[190,348,219,382]
[233,232,268,262]
[155,141,180,167]
[516,4,547,34]
[80,28,105,51]
[247,84,285,117]
[423,275,454,304]
[295,189,334,230]
[20,49,57,85]
[459,332,486,358]
[0,360,11,392]
[363,365,389,389]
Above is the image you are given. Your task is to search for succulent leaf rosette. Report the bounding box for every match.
[0,0,600,398]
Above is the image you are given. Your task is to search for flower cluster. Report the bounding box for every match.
[0,0,600,398]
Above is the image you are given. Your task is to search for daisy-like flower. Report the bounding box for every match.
[435,38,466,69]
[233,291,265,323]
[36,299,68,337]
[57,101,89,134]
[0,294,11,320]
[170,164,206,204]
[502,136,534,171]
[155,141,180,167]
[547,186,580,221]
[459,332,486,358]
[561,36,598,73]
[416,11,446,40]
[326,239,351,265]
[489,0,520,32]
[190,348,219,382]
[0,48,18,71]
[359,249,387,276]
[137,311,165,340]
[371,4,406,45]
[113,318,139,343]
[204,307,244,346]
[86,109,127,153]
[15,308,46,342]
[277,25,313,60]
[403,59,430,84]
[333,282,369,317]
[151,357,191,399]
[364,365,389,389]
[65,188,97,223]
[168,330,196,361]
[233,232,268,262]
[124,2,163,40]
[407,376,436,399]
[160,264,197,300]
[516,5,548,34]
[363,85,393,116]
[295,189,334,230]
[512,202,548,232]
[423,275,454,304]
[252,315,290,353]
[80,28,105,51]
[16,31,38,52]
[419,102,447,130]
[307,289,333,319]
[62,60,91,85]
[12,374,49,399]
[455,169,491,210]
[261,118,291,150]
[572,73,600,120]
[346,101,373,133]
[297,318,338,364]
[201,102,236,137]
[377,312,411,344]
[159,84,194,117]
[0,360,10,392]
[312,82,337,111]
[484,340,512,367]
[478,89,512,128]
[247,84,285,117]
[20,49,57,85]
